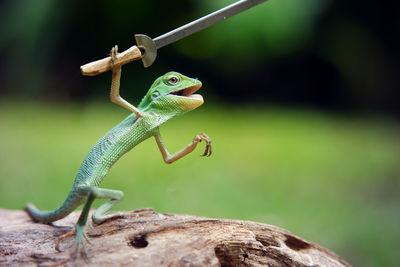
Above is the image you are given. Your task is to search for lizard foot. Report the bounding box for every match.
[55,224,91,260]
[92,211,130,225]
[55,229,76,252]
[73,224,91,260]
[195,133,212,157]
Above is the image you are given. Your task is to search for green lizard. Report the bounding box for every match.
[25,46,212,258]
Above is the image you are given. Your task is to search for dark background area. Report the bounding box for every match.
[0,0,399,115]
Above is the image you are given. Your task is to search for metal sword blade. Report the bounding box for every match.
[153,0,268,49]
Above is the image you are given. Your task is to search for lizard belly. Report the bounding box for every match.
[75,113,158,186]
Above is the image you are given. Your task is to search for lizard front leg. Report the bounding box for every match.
[109,45,143,118]
[154,131,212,164]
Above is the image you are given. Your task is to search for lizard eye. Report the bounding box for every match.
[166,76,179,85]
[151,91,160,98]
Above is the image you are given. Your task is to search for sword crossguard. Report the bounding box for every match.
[135,34,157,68]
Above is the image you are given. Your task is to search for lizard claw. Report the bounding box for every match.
[110,45,119,67]
[73,224,90,261]
[55,229,76,252]
[54,224,91,264]
[195,133,212,157]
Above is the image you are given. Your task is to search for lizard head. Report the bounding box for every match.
[138,72,203,116]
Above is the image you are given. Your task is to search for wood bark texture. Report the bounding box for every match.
[0,208,350,267]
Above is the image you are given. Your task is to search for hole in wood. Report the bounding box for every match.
[284,234,310,251]
[129,234,148,248]
[215,243,247,267]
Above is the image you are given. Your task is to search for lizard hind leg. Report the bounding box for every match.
[54,188,96,261]
[90,188,127,224]
[53,186,127,260]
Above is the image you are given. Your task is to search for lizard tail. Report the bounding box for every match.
[25,191,82,223]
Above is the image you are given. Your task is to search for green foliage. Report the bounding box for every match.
[0,101,399,266]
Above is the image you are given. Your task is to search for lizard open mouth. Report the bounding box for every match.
[169,84,203,100]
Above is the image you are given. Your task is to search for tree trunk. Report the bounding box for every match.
[0,208,350,266]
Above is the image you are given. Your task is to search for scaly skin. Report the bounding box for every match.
[25,46,212,260]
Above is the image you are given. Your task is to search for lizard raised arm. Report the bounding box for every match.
[25,46,212,261]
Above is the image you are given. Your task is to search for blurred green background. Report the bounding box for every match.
[1,0,399,266]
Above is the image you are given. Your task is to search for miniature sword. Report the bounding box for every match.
[81,0,268,75]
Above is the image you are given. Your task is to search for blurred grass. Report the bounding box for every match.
[0,100,399,266]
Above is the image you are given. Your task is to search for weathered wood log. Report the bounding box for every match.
[0,208,350,266]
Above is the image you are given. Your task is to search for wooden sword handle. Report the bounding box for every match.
[80,45,143,76]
